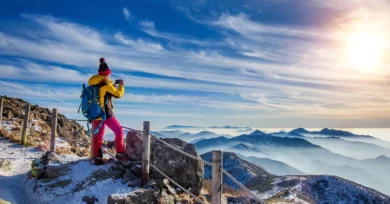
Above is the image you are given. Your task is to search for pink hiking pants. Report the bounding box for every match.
[92,116,124,157]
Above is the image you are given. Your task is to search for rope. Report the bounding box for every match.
[150,133,212,166]
[222,169,267,204]
[67,119,88,122]
[149,163,204,204]
[122,126,142,133]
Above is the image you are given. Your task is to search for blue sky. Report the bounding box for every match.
[0,0,389,129]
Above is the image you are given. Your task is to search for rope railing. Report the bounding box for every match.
[25,127,89,145]
[149,163,205,204]
[150,133,212,166]
[221,169,266,204]
[122,126,142,133]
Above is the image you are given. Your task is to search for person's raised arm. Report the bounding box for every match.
[106,80,125,98]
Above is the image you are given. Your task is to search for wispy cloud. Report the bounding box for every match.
[123,7,131,21]
[0,62,90,83]
[114,32,163,51]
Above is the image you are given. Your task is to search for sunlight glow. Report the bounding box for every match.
[346,31,386,72]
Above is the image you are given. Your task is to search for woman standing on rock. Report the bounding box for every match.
[87,58,128,165]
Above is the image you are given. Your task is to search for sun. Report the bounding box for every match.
[346,31,386,72]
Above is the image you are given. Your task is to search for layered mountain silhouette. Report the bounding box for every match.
[201,152,390,203]
[195,130,390,195]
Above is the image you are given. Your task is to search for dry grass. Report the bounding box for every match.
[0,120,89,156]
[0,127,22,143]
[202,179,249,198]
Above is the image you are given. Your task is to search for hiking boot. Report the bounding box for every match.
[92,157,107,166]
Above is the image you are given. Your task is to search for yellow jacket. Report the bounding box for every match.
[88,75,125,119]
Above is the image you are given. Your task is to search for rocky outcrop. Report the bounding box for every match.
[0,95,88,140]
[125,131,204,196]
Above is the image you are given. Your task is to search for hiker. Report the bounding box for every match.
[88,58,127,165]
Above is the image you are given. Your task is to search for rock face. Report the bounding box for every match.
[125,131,204,196]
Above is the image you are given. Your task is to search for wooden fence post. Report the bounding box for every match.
[21,103,31,146]
[142,121,151,185]
[50,108,57,152]
[0,97,4,124]
[212,150,223,204]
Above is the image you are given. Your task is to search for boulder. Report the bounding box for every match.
[31,152,64,179]
[125,131,143,160]
[125,131,204,195]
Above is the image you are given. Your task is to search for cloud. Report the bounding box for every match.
[0,62,91,83]
[123,7,131,20]
[0,81,80,102]
[138,20,155,30]
[137,19,216,46]
[114,32,163,51]
[22,14,106,50]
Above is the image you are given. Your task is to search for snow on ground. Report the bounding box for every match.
[24,157,138,204]
[255,176,307,200]
[0,137,43,204]
[55,137,71,148]
[0,136,136,204]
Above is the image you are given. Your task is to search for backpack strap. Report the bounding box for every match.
[78,84,86,113]
[87,122,91,137]
[93,97,109,135]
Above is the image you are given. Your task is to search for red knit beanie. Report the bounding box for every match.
[98,58,111,75]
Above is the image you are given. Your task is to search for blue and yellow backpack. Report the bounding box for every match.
[78,84,108,136]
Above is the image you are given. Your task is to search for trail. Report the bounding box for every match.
[0,138,42,204]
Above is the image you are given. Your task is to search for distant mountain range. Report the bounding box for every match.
[165,125,251,129]
[305,136,390,159]
[270,128,374,138]
[292,127,374,138]
[201,151,390,203]
[242,156,305,176]
[195,130,390,195]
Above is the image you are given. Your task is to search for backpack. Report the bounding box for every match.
[78,84,108,136]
